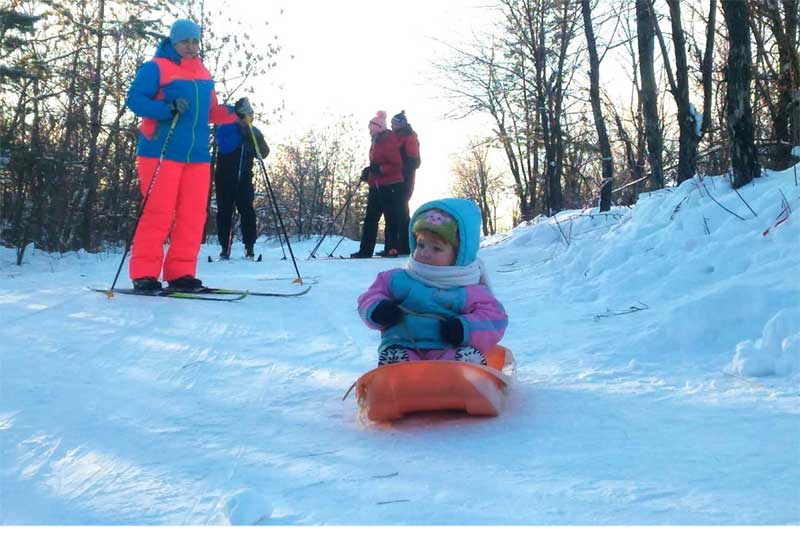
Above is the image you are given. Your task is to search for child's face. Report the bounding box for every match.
[413,230,456,266]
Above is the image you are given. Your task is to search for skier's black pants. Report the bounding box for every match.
[357,183,405,256]
[397,173,415,255]
[215,175,256,252]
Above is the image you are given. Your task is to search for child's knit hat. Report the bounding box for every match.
[412,208,459,248]
[409,198,482,266]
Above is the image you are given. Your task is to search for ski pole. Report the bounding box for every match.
[228,147,245,256]
[246,119,303,284]
[308,218,333,259]
[265,186,287,259]
[245,128,285,258]
[106,113,179,297]
[308,178,361,259]
[326,182,358,257]
[241,144,284,259]
[327,234,347,258]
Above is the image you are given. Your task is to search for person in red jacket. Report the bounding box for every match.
[351,111,405,258]
[125,19,241,291]
[390,110,421,256]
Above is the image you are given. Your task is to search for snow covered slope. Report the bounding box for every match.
[1,166,798,525]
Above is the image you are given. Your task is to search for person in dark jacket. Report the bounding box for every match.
[390,110,421,256]
[214,98,269,260]
[351,111,405,258]
[125,19,241,291]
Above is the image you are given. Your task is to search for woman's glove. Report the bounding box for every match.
[169,98,189,115]
[440,318,464,345]
[371,300,403,327]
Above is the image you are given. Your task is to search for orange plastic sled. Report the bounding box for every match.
[355,345,515,422]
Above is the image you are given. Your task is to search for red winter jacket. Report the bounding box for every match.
[368,131,404,187]
[394,126,421,179]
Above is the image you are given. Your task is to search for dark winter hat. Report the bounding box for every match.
[170,19,201,43]
[391,110,409,128]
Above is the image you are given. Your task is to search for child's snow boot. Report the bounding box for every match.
[378,345,410,366]
[454,346,487,366]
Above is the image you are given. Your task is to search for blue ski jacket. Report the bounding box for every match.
[126,38,237,163]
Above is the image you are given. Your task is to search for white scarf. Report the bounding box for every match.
[405,257,492,290]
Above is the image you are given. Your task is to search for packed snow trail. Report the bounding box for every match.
[1,167,798,525]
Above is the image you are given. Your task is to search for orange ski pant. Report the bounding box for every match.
[129,157,210,282]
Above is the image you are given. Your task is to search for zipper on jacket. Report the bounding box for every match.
[187,80,199,162]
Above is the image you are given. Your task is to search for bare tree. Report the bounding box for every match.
[651,0,717,184]
[267,120,365,240]
[74,0,106,250]
[0,0,283,259]
[636,0,665,189]
[451,140,504,235]
[435,37,538,220]
[502,0,582,215]
[750,0,800,169]
[721,0,760,188]
[580,0,614,211]
[606,5,651,203]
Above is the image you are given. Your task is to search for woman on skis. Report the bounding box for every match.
[125,19,247,291]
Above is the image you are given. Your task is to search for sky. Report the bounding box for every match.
[207,0,498,213]
[1,163,798,525]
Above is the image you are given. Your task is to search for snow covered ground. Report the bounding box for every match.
[1,166,798,525]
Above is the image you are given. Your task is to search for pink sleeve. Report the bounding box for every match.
[357,270,399,330]
[209,89,238,125]
[461,285,508,352]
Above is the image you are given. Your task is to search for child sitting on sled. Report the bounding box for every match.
[357,198,508,366]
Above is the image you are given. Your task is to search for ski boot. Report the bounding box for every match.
[132,277,162,291]
[167,276,204,292]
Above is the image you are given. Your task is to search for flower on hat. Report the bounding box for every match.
[425,211,449,225]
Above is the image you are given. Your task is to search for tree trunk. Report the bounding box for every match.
[636,0,665,189]
[580,0,614,212]
[76,0,106,250]
[722,0,760,188]
[765,0,799,167]
[666,0,706,184]
[790,0,800,156]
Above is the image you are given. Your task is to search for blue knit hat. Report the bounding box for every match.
[170,19,201,44]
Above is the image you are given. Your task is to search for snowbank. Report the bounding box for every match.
[729,308,800,377]
[492,164,799,374]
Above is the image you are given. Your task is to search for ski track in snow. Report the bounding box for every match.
[1,169,799,525]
